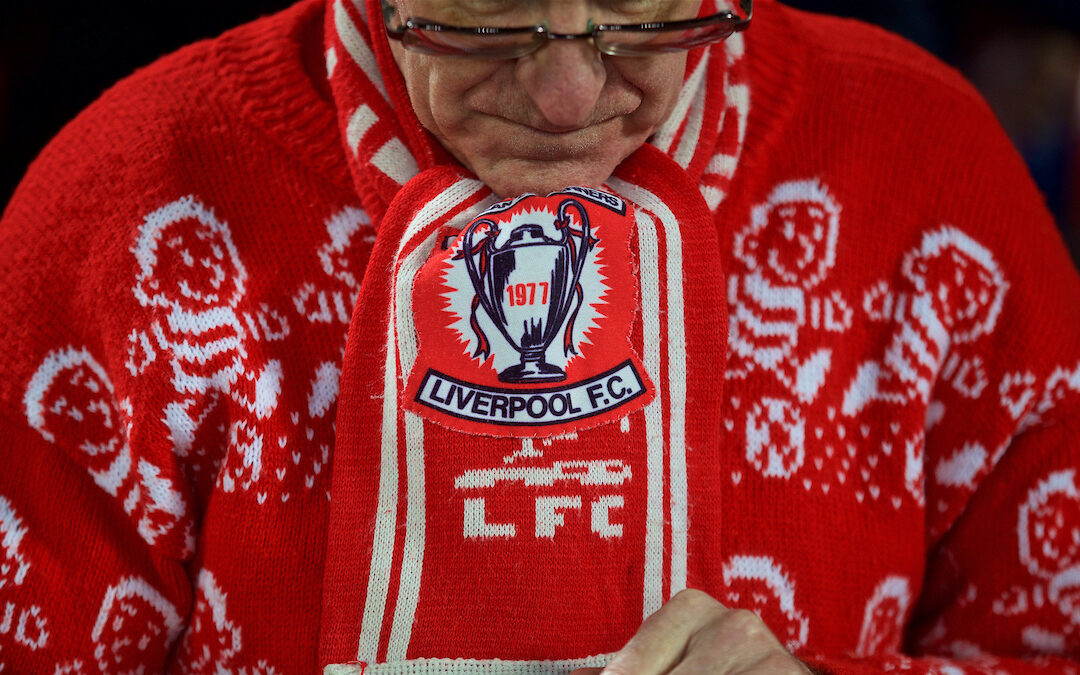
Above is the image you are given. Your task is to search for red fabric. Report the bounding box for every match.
[0,0,1078,674]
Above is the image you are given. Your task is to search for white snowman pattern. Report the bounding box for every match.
[856,575,912,657]
[0,496,51,665]
[292,205,373,326]
[89,577,184,674]
[837,227,1011,515]
[174,569,279,674]
[49,575,188,674]
[727,179,852,482]
[1016,361,1080,434]
[24,347,132,497]
[719,555,809,652]
[132,196,284,494]
[981,469,1080,657]
[844,227,1007,417]
[23,347,194,555]
[282,205,374,499]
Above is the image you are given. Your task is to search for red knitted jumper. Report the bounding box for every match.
[2,0,1079,673]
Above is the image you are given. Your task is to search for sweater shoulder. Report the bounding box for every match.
[744,0,998,149]
[742,2,1017,192]
[0,0,338,400]
[740,2,1080,353]
[1,0,337,235]
[773,2,983,104]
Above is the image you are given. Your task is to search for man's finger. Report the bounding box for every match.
[599,589,725,675]
[667,609,806,675]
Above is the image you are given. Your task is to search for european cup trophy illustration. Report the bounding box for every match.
[460,197,595,383]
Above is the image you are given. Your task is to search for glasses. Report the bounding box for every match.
[382,0,752,59]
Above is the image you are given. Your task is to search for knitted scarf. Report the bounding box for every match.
[318,0,750,669]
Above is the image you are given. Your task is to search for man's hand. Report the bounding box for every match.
[571,589,812,675]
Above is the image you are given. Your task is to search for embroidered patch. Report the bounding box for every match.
[406,188,654,436]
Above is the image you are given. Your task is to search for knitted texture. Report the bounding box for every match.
[0,0,1078,674]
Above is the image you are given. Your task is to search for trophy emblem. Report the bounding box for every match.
[460,197,595,383]
[408,187,655,435]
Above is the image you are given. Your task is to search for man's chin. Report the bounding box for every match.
[475,157,622,199]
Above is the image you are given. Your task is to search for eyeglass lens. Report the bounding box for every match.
[398,0,705,28]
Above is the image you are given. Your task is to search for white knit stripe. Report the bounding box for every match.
[672,53,710,169]
[700,74,750,211]
[395,230,442,378]
[724,31,745,63]
[387,411,425,660]
[705,152,739,178]
[390,179,485,369]
[609,179,665,619]
[610,179,689,597]
[358,178,484,662]
[334,0,388,100]
[386,228,443,661]
[373,139,421,186]
[651,51,709,155]
[327,654,617,674]
[347,105,379,154]
[700,186,725,211]
[357,304,403,662]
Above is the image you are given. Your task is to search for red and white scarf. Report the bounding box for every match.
[319,0,751,669]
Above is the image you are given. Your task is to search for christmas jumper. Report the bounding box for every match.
[1,0,1080,673]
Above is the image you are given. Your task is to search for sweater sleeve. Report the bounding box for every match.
[803,308,1080,675]
[0,246,197,671]
[803,77,1080,675]
[800,422,1080,675]
[0,98,200,672]
[809,295,1080,675]
[0,407,193,673]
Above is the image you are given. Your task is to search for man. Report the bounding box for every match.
[0,0,1078,673]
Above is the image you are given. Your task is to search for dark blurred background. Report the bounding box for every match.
[1,0,1078,264]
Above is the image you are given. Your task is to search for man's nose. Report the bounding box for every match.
[514,39,607,129]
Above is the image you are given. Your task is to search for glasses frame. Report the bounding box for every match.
[381,0,752,58]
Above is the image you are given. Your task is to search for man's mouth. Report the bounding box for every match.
[489,111,620,136]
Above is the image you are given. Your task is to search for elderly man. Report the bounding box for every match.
[1,0,1079,673]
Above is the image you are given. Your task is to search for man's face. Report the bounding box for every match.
[387,0,697,197]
